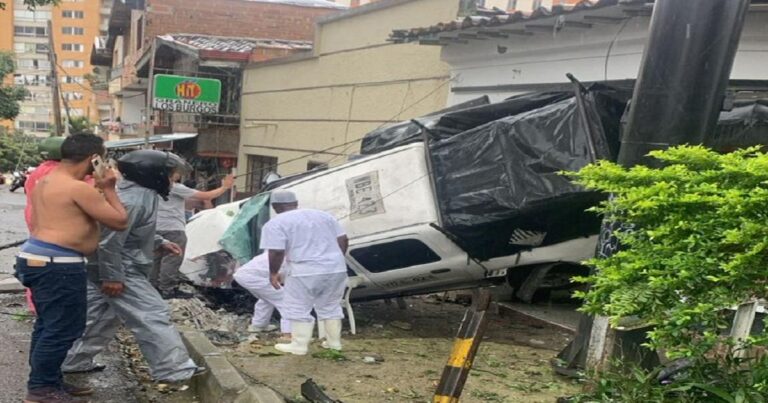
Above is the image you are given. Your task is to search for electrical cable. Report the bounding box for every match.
[604,17,633,82]
[236,76,454,181]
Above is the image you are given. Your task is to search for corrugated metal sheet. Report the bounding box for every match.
[160,34,313,54]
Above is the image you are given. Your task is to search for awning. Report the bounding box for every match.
[105,133,198,149]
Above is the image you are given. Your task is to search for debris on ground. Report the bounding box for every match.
[208,295,581,403]
[115,329,201,403]
[168,297,249,334]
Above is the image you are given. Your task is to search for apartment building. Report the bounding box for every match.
[0,0,104,136]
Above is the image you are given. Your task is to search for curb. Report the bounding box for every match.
[0,277,25,294]
[181,329,285,403]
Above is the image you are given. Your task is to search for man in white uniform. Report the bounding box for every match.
[232,253,290,335]
[261,190,348,355]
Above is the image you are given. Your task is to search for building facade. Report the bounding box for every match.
[236,0,460,193]
[0,0,105,136]
[95,0,343,140]
[391,1,768,106]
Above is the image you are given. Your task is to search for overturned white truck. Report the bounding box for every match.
[182,85,632,301]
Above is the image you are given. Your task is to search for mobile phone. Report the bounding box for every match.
[91,155,107,178]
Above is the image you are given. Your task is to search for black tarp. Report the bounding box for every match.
[707,99,768,151]
[430,87,629,260]
[360,92,573,155]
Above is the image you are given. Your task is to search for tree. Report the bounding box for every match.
[0,127,41,172]
[571,145,768,358]
[67,116,95,134]
[0,0,58,10]
[0,51,28,121]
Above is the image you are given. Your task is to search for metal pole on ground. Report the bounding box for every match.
[433,289,491,403]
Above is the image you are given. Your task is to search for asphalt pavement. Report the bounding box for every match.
[0,185,141,402]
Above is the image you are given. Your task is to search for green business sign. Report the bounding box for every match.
[152,74,221,114]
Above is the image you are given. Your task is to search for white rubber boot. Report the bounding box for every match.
[317,319,326,341]
[320,319,343,351]
[275,321,313,355]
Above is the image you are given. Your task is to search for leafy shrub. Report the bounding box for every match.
[569,145,768,358]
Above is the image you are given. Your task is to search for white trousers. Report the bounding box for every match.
[282,272,347,322]
[233,268,290,333]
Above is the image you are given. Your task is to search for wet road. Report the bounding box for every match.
[0,189,27,279]
[0,186,141,402]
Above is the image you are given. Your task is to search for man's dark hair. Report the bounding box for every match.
[60,134,105,162]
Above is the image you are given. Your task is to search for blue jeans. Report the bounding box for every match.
[16,257,87,391]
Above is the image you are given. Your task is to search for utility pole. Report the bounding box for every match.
[47,19,63,136]
[555,0,751,374]
[144,38,157,149]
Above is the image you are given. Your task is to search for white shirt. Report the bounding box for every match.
[259,209,346,277]
[156,183,197,231]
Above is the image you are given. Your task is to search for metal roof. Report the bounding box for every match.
[245,0,347,8]
[390,0,768,45]
[159,34,313,54]
[389,0,645,45]
[105,133,198,149]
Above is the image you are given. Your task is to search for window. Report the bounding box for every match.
[63,92,84,101]
[16,59,51,70]
[135,15,143,51]
[14,26,47,37]
[62,27,85,35]
[17,121,51,132]
[507,0,517,10]
[62,43,85,52]
[246,154,278,193]
[62,10,85,19]
[24,92,51,102]
[63,76,84,84]
[350,239,441,273]
[532,0,542,9]
[13,74,50,86]
[16,43,48,54]
[14,9,51,21]
[62,60,84,68]
[20,105,49,115]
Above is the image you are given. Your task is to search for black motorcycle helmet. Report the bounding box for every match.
[117,150,191,200]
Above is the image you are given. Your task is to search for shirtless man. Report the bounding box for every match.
[17,134,127,403]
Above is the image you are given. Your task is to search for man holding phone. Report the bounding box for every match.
[18,134,128,403]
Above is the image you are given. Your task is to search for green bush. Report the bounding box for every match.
[569,145,768,359]
[569,354,768,403]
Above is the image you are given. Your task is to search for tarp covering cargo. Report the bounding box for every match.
[707,99,768,151]
[429,86,629,260]
[360,92,574,155]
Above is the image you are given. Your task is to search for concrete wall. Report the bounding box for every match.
[441,10,768,104]
[237,0,459,189]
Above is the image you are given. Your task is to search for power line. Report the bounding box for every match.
[236,76,454,181]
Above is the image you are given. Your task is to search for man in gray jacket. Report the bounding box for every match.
[62,150,204,382]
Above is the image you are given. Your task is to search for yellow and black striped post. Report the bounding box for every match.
[433,289,492,403]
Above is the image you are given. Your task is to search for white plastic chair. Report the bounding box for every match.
[318,276,363,338]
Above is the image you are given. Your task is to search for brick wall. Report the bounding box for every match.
[145,0,338,42]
